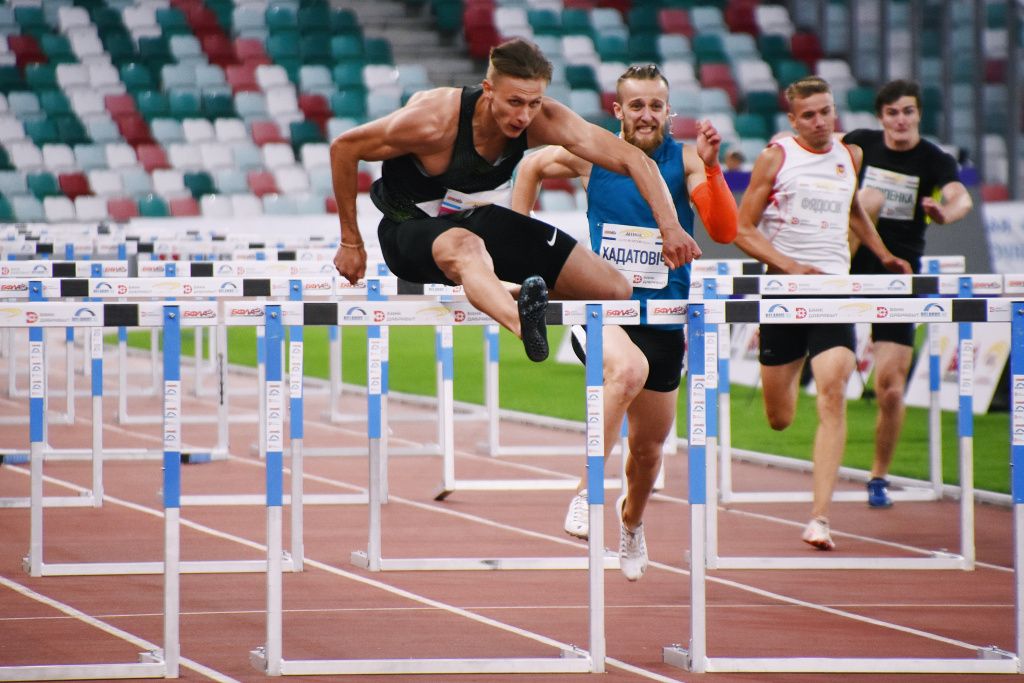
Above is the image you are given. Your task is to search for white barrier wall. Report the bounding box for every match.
[984,201,1024,273]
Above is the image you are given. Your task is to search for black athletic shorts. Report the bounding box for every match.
[758,323,856,366]
[376,204,577,288]
[570,325,685,393]
[870,322,915,347]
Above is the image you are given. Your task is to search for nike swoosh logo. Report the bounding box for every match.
[546,228,557,246]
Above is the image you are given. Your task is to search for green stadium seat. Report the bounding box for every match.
[774,59,810,88]
[734,112,769,139]
[168,89,202,119]
[265,5,298,32]
[298,5,330,33]
[121,63,157,93]
[363,37,392,64]
[757,33,791,62]
[527,9,562,36]
[300,33,332,65]
[289,120,324,154]
[561,8,592,37]
[330,8,362,35]
[330,35,364,62]
[136,90,171,121]
[202,92,236,119]
[628,6,660,33]
[628,32,661,63]
[55,117,89,146]
[183,171,215,200]
[24,119,58,147]
[330,90,367,120]
[138,193,170,217]
[565,64,600,91]
[846,86,876,113]
[332,62,366,90]
[27,171,61,199]
[155,8,191,36]
[40,34,76,64]
[594,33,629,63]
[24,64,57,92]
[137,37,173,69]
[431,0,462,34]
[0,195,14,221]
[0,147,12,171]
[0,66,26,94]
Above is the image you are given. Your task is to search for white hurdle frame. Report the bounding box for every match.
[349,288,619,572]
[717,257,972,506]
[664,296,1022,675]
[252,300,610,675]
[0,302,195,680]
[703,273,1006,570]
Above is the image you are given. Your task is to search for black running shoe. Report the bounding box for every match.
[518,275,549,362]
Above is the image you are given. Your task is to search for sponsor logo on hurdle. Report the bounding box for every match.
[302,280,331,291]
[25,311,38,324]
[104,263,128,274]
[32,264,47,274]
[367,338,382,395]
[0,282,27,292]
[219,281,238,293]
[29,341,43,399]
[604,305,639,320]
[289,342,303,398]
[182,307,216,319]
[216,264,236,275]
[229,306,265,318]
[585,387,603,457]
[764,303,791,320]
[763,279,785,292]
[72,306,97,322]
[414,305,452,322]
[689,375,706,446]
[163,380,181,451]
[342,306,367,323]
[887,279,909,291]
[265,381,284,450]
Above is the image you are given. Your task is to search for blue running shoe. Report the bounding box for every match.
[867,477,893,508]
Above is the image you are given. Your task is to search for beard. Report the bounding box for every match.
[623,120,667,154]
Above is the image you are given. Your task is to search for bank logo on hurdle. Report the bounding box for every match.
[765,303,790,319]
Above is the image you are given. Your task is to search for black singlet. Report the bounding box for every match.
[370,86,529,223]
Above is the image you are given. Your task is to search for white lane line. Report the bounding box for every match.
[222,456,1013,656]
[0,575,239,683]
[651,491,1013,574]
[6,466,683,683]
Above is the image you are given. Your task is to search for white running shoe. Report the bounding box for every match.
[563,489,589,540]
[802,517,836,551]
[617,495,647,581]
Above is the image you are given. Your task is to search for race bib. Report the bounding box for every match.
[791,177,851,232]
[415,184,512,218]
[862,166,920,221]
[599,223,668,289]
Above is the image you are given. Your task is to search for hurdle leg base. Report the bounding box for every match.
[433,486,452,501]
[663,644,693,671]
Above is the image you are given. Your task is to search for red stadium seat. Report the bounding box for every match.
[116,114,155,147]
[658,9,693,38]
[201,34,237,68]
[225,64,259,92]
[250,120,286,146]
[298,93,332,132]
[105,93,137,118]
[790,32,823,72]
[669,115,698,140]
[136,143,171,172]
[7,35,45,68]
[234,38,270,66]
[58,172,91,200]
[169,196,200,216]
[724,2,759,36]
[247,170,278,197]
[107,196,139,221]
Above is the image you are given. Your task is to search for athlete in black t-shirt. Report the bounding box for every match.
[329,38,702,362]
[842,80,973,508]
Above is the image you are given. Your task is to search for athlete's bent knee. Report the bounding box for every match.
[433,229,490,282]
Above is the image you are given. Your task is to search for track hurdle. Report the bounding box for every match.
[251,300,608,676]
[704,277,995,570]
[717,259,983,507]
[0,303,188,679]
[350,295,619,572]
[664,296,1021,675]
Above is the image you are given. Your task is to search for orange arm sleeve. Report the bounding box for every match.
[690,165,738,244]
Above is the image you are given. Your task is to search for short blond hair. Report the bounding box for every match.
[785,76,831,104]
